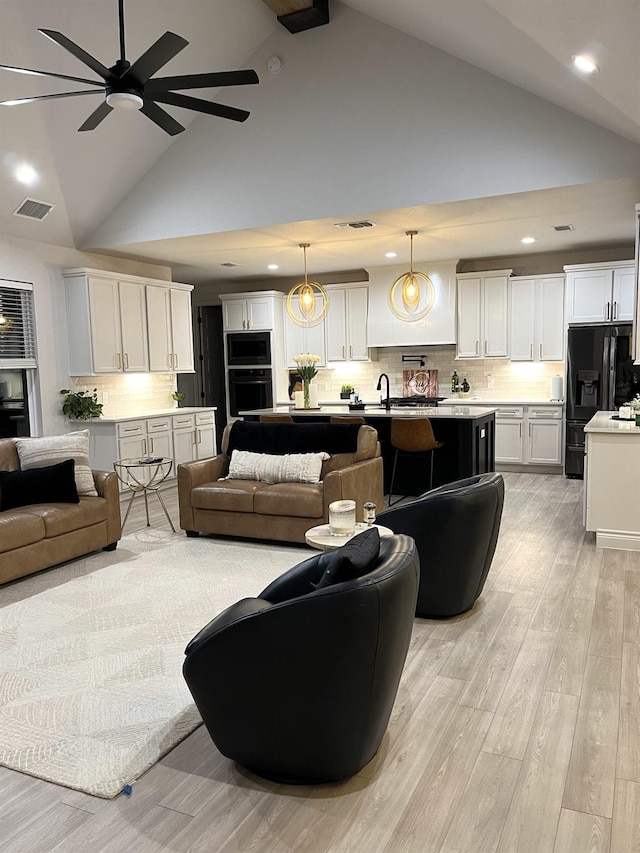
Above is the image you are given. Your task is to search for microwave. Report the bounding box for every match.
[226,331,272,366]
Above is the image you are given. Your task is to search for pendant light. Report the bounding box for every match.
[389,230,436,321]
[286,243,329,327]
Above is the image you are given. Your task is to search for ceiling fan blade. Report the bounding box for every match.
[125,32,188,85]
[0,89,102,106]
[140,100,185,135]
[151,91,250,122]
[78,101,113,132]
[146,70,259,93]
[0,63,103,87]
[38,29,117,82]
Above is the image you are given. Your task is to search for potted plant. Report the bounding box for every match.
[340,384,354,400]
[60,388,103,420]
[172,391,186,407]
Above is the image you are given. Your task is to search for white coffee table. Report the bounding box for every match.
[305,522,393,551]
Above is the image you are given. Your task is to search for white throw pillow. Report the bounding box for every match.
[15,430,98,496]
[227,449,329,485]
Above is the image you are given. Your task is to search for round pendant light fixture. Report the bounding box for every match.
[286,243,329,327]
[389,230,436,322]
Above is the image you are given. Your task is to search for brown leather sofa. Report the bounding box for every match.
[0,438,122,586]
[178,421,384,544]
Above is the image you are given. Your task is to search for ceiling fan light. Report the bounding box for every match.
[106,91,143,111]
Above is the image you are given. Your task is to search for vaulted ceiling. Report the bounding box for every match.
[2,0,640,284]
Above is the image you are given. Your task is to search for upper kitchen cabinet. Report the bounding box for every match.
[456,270,511,358]
[565,261,635,324]
[146,284,195,372]
[283,306,326,367]
[325,284,369,362]
[220,292,276,331]
[366,260,457,347]
[63,268,194,375]
[509,275,565,362]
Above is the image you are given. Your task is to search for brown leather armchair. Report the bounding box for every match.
[178,421,384,544]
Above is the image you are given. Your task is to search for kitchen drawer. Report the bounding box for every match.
[526,406,562,419]
[146,416,171,432]
[495,406,524,418]
[195,411,214,426]
[173,413,195,430]
[117,420,145,438]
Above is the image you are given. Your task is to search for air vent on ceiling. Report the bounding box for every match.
[12,198,55,221]
[220,262,241,268]
[334,220,377,229]
[552,224,574,232]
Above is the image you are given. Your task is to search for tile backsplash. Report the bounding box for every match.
[311,346,564,401]
[70,373,177,416]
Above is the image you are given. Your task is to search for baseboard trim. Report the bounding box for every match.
[596,529,640,551]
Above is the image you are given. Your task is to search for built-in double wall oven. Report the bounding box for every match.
[227,368,273,417]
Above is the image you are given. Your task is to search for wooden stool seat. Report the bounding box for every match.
[329,415,365,424]
[259,414,293,423]
[388,417,444,506]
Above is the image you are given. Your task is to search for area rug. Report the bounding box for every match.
[0,531,308,798]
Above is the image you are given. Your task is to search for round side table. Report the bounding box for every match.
[305,522,393,551]
[113,457,175,533]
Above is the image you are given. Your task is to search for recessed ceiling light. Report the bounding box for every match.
[385,252,398,258]
[521,237,536,244]
[267,264,279,270]
[572,54,598,74]
[14,163,38,186]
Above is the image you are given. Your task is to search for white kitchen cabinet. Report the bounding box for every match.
[464,402,563,468]
[283,309,326,367]
[509,276,564,362]
[325,284,369,362]
[366,260,457,347]
[63,268,194,376]
[565,261,634,323]
[527,418,562,464]
[85,409,216,491]
[456,271,510,359]
[496,419,524,463]
[146,285,195,373]
[221,294,275,331]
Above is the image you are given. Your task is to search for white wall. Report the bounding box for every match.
[86,3,640,252]
[0,234,171,434]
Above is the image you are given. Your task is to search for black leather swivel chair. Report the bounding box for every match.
[183,534,419,784]
[377,473,504,618]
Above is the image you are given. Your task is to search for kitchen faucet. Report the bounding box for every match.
[376,373,391,410]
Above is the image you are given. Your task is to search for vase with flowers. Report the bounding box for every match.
[293,353,320,408]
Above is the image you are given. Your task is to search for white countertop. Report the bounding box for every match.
[280,397,564,408]
[584,411,640,434]
[240,405,498,420]
[91,406,216,424]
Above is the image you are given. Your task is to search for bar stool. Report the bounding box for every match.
[329,415,365,424]
[388,418,444,506]
[259,414,293,423]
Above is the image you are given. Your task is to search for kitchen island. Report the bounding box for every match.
[239,405,497,493]
[584,411,640,550]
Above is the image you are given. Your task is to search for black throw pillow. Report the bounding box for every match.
[315,527,381,589]
[0,459,80,511]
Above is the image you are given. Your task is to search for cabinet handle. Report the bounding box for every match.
[475,340,479,356]
[342,345,346,359]
[530,344,533,359]
[123,426,138,432]
[124,353,129,370]
[197,429,201,444]
[539,343,542,360]
[173,353,178,369]
[143,438,147,455]
[116,352,122,369]
[246,320,250,330]
[606,301,610,320]
[193,429,197,446]
[613,301,617,319]
[149,437,154,453]
[349,345,353,359]
[484,340,488,355]
[167,353,172,368]
[519,423,522,437]
[529,423,532,437]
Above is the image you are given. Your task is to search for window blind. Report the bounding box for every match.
[0,281,37,368]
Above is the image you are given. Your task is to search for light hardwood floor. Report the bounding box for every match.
[2,473,640,852]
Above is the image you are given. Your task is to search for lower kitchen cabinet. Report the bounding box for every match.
[492,404,563,467]
[85,409,216,491]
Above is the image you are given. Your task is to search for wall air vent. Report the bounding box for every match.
[12,198,55,221]
[552,224,574,232]
[220,262,241,268]
[334,220,377,229]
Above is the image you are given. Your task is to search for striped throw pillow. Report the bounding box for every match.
[15,430,98,496]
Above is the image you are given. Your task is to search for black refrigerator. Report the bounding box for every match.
[565,324,637,478]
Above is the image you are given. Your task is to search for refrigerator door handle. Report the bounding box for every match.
[608,335,617,410]
[602,335,610,410]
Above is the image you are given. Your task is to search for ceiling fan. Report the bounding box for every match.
[0,0,259,135]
